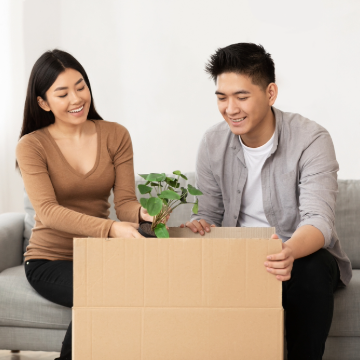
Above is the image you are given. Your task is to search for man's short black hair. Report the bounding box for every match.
[205,43,275,89]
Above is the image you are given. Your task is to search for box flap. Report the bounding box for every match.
[74,228,282,308]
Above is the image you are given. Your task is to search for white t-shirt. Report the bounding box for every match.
[237,133,275,227]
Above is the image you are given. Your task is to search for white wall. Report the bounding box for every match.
[1,0,360,214]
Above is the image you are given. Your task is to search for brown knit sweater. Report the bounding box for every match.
[16,120,141,261]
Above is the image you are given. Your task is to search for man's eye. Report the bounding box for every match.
[59,94,67,98]
[218,98,226,101]
[238,97,248,101]
[78,86,85,91]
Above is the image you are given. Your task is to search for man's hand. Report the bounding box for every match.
[180,219,216,236]
[264,234,294,281]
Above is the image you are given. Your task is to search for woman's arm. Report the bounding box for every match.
[111,124,141,222]
[16,135,115,237]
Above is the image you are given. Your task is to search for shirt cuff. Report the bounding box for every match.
[296,216,332,248]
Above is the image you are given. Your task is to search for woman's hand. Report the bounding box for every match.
[109,221,144,238]
[139,207,171,227]
[140,207,153,222]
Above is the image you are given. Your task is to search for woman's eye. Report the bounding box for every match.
[78,86,85,91]
[59,94,67,98]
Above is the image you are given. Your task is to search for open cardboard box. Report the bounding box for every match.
[73,227,283,359]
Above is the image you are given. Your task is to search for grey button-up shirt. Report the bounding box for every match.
[191,107,352,285]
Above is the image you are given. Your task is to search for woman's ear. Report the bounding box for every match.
[37,96,51,112]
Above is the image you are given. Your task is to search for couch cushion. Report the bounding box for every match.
[0,265,71,330]
[336,180,360,268]
[23,189,35,254]
[329,269,360,337]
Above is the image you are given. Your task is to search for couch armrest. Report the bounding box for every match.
[0,213,25,273]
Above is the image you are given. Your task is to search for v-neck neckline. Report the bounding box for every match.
[44,120,101,179]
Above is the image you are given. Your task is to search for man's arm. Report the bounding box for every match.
[266,128,338,281]
[181,134,224,234]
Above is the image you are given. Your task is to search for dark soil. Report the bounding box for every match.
[139,221,156,237]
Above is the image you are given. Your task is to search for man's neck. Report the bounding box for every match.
[240,108,276,148]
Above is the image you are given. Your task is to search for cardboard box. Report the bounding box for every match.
[73,227,283,359]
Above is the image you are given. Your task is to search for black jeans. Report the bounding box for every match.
[283,248,340,360]
[25,259,72,360]
[24,248,339,360]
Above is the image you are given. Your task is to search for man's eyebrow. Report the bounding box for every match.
[215,90,251,95]
[54,78,84,92]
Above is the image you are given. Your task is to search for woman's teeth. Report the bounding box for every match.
[232,117,246,122]
[68,106,84,113]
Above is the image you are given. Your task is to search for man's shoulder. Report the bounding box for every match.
[279,109,330,137]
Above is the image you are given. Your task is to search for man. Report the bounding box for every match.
[182,43,352,360]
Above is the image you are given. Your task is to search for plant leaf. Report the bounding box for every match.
[154,223,169,238]
[173,170,181,175]
[140,198,148,209]
[139,174,149,180]
[151,182,163,187]
[192,199,199,214]
[180,187,188,203]
[138,184,152,194]
[176,183,180,188]
[158,190,181,200]
[156,173,167,182]
[180,174,188,180]
[146,173,162,181]
[188,184,203,196]
[146,197,163,216]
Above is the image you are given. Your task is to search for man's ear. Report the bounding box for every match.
[37,96,51,112]
[267,83,278,106]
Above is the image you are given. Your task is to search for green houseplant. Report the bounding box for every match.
[137,171,203,238]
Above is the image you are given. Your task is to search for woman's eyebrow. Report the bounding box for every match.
[54,78,84,92]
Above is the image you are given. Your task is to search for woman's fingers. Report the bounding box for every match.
[127,222,139,229]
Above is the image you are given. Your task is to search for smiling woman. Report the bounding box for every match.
[15,50,152,360]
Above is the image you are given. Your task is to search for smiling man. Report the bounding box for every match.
[183,43,352,359]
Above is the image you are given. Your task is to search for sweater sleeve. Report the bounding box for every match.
[16,134,115,237]
[111,124,141,222]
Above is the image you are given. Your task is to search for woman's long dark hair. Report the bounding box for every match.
[19,49,103,140]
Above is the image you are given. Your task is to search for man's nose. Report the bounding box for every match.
[226,98,240,116]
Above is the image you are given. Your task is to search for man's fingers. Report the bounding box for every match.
[267,252,287,261]
[264,260,292,269]
[271,234,280,239]
[275,274,291,282]
[266,267,290,276]
[192,221,205,235]
[199,219,211,232]
[210,224,216,227]
[185,221,200,233]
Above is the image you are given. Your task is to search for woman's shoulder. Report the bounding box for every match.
[95,119,128,132]
[16,129,48,162]
[17,129,46,151]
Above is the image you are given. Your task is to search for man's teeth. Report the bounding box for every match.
[69,106,84,113]
[232,117,246,122]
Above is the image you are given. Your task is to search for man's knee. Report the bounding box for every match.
[288,249,337,294]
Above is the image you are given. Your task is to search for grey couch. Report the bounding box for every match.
[0,173,359,360]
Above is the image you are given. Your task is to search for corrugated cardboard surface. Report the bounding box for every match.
[73,227,283,360]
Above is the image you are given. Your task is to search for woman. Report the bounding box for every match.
[16,49,152,360]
